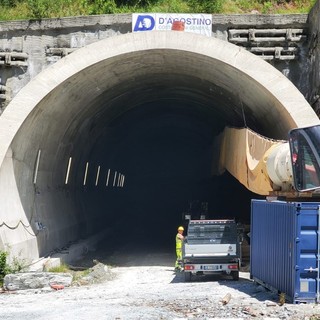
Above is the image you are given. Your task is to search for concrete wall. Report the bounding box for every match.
[0,13,312,113]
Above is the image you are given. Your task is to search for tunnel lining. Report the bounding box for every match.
[0,31,319,261]
[0,31,318,162]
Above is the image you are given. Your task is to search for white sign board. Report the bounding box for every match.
[132,13,212,37]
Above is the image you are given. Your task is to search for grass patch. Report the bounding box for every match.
[0,0,317,21]
[47,263,71,273]
[48,263,91,283]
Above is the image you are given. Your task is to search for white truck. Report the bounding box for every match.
[182,219,241,281]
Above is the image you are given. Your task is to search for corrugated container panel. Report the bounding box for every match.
[251,200,320,303]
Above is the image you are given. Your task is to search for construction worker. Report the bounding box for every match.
[175,226,184,271]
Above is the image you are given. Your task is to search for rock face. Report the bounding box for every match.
[3,272,73,291]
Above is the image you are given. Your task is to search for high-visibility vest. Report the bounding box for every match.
[176,233,183,249]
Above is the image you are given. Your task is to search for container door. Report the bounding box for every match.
[294,203,320,303]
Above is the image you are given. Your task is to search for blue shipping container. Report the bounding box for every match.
[251,200,320,303]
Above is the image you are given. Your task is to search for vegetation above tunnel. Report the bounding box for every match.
[0,0,317,20]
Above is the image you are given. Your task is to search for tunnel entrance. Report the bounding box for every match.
[0,31,317,263]
[85,101,260,252]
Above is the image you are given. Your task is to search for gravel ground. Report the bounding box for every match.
[1,248,320,320]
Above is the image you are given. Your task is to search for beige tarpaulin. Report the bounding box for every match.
[213,127,284,195]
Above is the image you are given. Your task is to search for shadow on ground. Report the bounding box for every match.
[169,269,278,303]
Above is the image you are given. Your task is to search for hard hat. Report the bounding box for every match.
[178,226,184,231]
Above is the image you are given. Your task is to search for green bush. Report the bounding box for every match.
[81,0,118,14]
[0,0,22,7]
[261,0,273,12]
[0,250,26,286]
[27,0,52,18]
[115,0,155,5]
[0,251,9,283]
[201,0,224,13]
[187,0,224,13]
[8,256,25,273]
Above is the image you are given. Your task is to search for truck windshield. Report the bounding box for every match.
[187,223,237,244]
[289,125,320,191]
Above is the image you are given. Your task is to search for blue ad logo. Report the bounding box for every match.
[133,15,155,31]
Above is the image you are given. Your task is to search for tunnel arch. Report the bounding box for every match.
[0,31,319,261]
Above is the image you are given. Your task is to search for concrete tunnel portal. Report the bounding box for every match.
[0,31,319,262]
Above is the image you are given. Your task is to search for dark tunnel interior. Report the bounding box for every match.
[75,98,263,257]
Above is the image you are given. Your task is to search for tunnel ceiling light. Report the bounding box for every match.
[106,169,111,186]
[33,149,41,184]
[121,175,125,187]
[83,162,89,186]
[117,173,121,187]
[95,165,101,186]
[65,157,72,185]
[113,171,117,187]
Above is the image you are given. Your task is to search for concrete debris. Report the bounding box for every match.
[73,262,114,286]
[3,272,73,291]
[27,257,61,272]
[265,300,278,307]
[242,306,260,317]
[221,293,232,305]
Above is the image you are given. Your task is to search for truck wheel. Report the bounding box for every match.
[184,271,192,282]
[232,271,239,281]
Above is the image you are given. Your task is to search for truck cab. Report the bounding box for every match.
[182,219,241,281]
